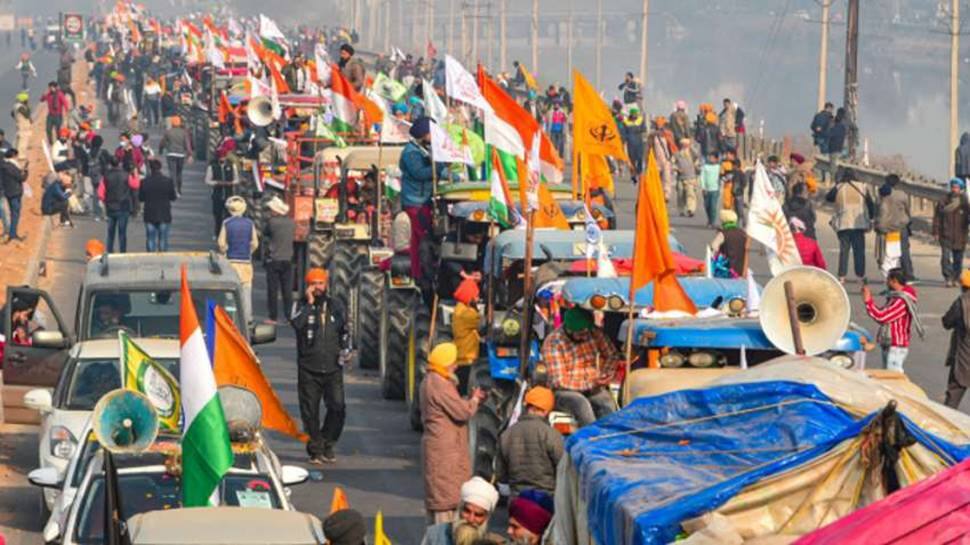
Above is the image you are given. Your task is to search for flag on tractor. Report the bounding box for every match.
[572,70,629,162]
[119,330,180,433]
[489,147,519,227]
[179,266,234,507]
[258,14,288,58]
[630,152,696,314]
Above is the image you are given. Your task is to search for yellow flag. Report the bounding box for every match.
[119,331,181,432]
[572,70,630,163]
[521,64,539,91]
[375,510,393,545]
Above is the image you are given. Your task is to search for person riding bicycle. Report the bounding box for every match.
[540,307,624,427]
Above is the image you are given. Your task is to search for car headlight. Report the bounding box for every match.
[828,353,855,369]
[50,426,77,460]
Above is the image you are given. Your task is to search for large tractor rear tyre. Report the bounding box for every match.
[357,269,383,370]
[467,361,510,481]
[379,288,414,400]
[407,304,431,432]
[307,231,334,270]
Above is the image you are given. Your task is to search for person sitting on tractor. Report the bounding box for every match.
[540,307,623,427]
[495,386,563,498]
[452,277,481,390]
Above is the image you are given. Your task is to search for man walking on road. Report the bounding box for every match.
[875,174,914,280]
[933,178,970,287]
[11,92,30,156]
[158,115,192,195]
[826,169,871,284]
[100,155,133,253]
[291,268,350,465]
[218,196,258,324]
[263,197,296,325]
[943,270,970,410]
[40,81,69,145]
[139,159,176,252]
[1,148,27,244]
[863,268,922,373]
[420,476,501,545]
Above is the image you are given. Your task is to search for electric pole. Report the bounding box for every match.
[384,0,391,53]
[566,3,573,78]
[531,0,539,74]
[461,2,468,65]
[596,0,603,89]
[354,0,363,37]
[369,0,379,50]
[817,0,831,111]
[843,0,860,159]
[950,0,960,177]
[638,0,648,91]
[427,0,434,54]
[472,0,479,64]
[499,0,507,71]
[449,0,456,55]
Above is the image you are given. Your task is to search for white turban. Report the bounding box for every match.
[460,476,499,513]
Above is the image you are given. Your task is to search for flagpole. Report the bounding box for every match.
[622,304,635,407]
[518,210,536,377]
[376,138,384,242]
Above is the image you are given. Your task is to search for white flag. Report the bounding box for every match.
[746,161,802,275]
[382,116,411,144]
[249,75,271,99]
[596,242,617,278]
[423,79,449,124]
[430,121,474,165]
[259,14,286,43]
[314,43,331,87]
[444,55,493,114]
[204,32,225,69]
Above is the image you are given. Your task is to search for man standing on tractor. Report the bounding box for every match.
[541,307,624,427]
[291,268,351,465]
[452,277,482,389]
[399,116,446,282]
[495,386,563,498]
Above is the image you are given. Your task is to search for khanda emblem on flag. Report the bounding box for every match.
[589,123,617,144]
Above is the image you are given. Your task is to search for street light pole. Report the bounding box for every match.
[638,0,648,93]
[817,0,831,112]
[950,0,960,177]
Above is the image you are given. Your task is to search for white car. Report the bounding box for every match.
[29,435,309,545]
[23,338,180,511]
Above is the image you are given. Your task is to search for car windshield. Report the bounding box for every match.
[64,358,178,411]
[74,472,281,544]
[84,289,240,340]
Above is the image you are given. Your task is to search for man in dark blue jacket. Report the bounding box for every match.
[398,116,446,281]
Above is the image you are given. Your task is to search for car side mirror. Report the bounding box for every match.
[32,330,68,348]
[280,465,309,486]
[250,324,276,345]
[23,388,53,412]
[28,467,63,489]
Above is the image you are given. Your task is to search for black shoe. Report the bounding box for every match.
[308,454,328,466]
[320,443,336,463]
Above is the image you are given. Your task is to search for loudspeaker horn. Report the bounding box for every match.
[247,95,275,127]
[759,266,850,356]
[92,389,159,454]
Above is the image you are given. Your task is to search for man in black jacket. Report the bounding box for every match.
[263,197,296,324]
[139,159,176,252]
[1,148,27,243]
[291,267,351,464]
[102,155,132,253]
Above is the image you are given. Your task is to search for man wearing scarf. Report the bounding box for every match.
[420,343,487,525]
[420,476,502,545]
[933,178,970,287]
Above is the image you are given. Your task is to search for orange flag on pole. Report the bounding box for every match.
[329,486,349,514]
[572,70,629,163]
[210,306,308,442]
[630,152,696,313]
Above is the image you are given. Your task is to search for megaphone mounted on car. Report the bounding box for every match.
[92,389,159,454]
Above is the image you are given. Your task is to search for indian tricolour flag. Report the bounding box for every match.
[489,147,518,227]
[179,266,233,507]
[259,14,289,58]
[330,66,359,133]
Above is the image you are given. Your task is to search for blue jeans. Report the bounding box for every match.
[702,190,720,226]
[941,248,965,282]
[7,195,22,238]
[106,211,129,253]
[0,197,8,235]
[145,222,170,252]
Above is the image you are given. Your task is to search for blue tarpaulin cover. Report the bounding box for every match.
[565,381,970,545]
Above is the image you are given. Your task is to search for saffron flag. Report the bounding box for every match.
[572,70,630,162]
[580,153,615,196]
[207,304,307,442]
[747,161,802,275]
[489,147,518,227]
[179,266,233,507]
[536,183,570,230]
[630,152,696,313]
[119,330,180,433]
[329,487,349,514]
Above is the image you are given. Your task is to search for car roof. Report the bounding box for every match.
[127,507,324,545]
[83,252,240,291]
[70,338,181,359]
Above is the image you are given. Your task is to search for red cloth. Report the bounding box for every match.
[865,284,916,348]
[41,89,69,116]
[404,204,431,280]
[794,232,827,270]
[568,252,706,276]
[794,458,970,545]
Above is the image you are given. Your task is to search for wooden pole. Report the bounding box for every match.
[499,0,507,71]
[950,0,960,177]
[622,305,635,407]
[518,210,536,376]
[376,140,384,240]
[816,0,831,112]
[843,0,860,159]
[784,281,806,355]
[638,0,648,94]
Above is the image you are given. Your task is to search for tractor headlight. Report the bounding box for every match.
[589,295,607,310]
[725,297,746,317]
[660,351,686,368]
[688,351,719,368]
[501,318,521,337]
[828,353,855,369]
[607,295,625,311]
